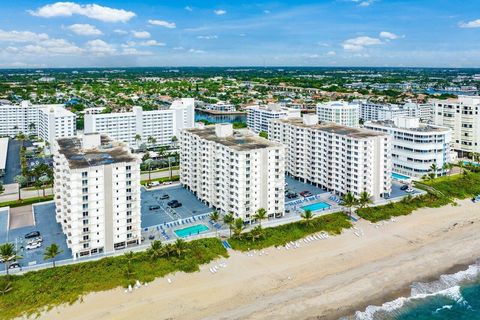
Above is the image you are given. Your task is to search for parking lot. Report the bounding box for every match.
[285,175,328,202]
[0,203,72,269]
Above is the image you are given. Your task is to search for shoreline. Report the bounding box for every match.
[37,199,480,320]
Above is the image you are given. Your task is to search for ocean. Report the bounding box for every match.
[349,260,480,320]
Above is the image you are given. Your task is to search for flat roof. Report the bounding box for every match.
[184,126,283,151]
[365,120,450,133]
[0,138,8,171]
[56,135,137,169]
[275,117,385,139]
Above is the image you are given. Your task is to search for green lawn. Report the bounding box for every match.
[422,172,480,199]
[229,212,352,251]
[0,196,54,209]
[140,175,180,186]
[141,166,179,174]
[0,238,227,320]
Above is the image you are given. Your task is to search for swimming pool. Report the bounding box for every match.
[302,202,331,212]
[174,224,209,238]
[392,172,410,181]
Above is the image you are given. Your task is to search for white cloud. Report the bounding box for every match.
[351,0,377,7]
[141,40,166,47]
[185,6,193,12]
[0,29,49,42]
[189,48,205,54]
[148,19,176,29]
[113,29,128,35]
[197,35,218,40]
[173,46,184,50]
[302,54,320,59]
[379,31,401,40]
[29,2,136,23]
[121,48,152,56]
[264,10,271,14]
[327,51,337,56]
[132,31,151,39]
[67,24,102,36]
[459,19,480,28]
[342,36,382,51]
[214,9,226,15]
[86,39,116,55]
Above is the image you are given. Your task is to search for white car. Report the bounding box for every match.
[27,237,43,245]
[405,188,414,193]
[26,242,42,250]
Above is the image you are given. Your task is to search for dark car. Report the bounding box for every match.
[167,200,179,207]
[159,194,170,200]
[400,185,409,191]
[9,262,21,270]
[286,192,298,199]
[148,234,155,240]
[170,202,182,208]
[300,191,312,197]
[25,231,41,239]
[149,205,160,210]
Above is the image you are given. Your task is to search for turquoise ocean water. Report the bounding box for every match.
[347,261,480,320]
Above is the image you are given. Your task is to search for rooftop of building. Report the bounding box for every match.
[274,117,386,138]
[55,134,137,169]
[184,125,283,151]
[365,118,450,133]
[317,101,359,108]
[246,103,296,112]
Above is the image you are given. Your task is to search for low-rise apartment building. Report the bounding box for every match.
[180,123,285,222]
[359,101,433,123]
[316,101,359,127]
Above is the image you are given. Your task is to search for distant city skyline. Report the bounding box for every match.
[0,0,479,68]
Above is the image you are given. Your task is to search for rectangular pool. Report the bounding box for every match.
[174,224,209,238]
[302,202,331,212]
[392,172,410,181]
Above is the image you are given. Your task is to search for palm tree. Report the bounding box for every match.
[147,240,164,260]
[209,211,220,237]
[341,192,357,217]
[134,134,142,148]
[39,174,50,197]
[144,158,154,183]
[174,239,189,258]
[0,243,22,275]
[171,136,178,147]
[43,243,63,268]
[164,243,174,258]
[300,209,314,226]
[223,213,234,237]
[253,208,267,226]
[442,163,450,176]
[248,226,264,242]
[147,136,157,146]
[430,163,438,178]
[357,191,372,210]
[124,251,135,264]
[14,175,27,200]
[28,122,36,133]
[0,278,13,295]
[232,218,245,238]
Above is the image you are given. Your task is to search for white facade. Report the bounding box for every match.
[84,98,195,149]
[316,101,360,127]
[365,117,453,178]
[359,101,433,123]
[269,114,392,202]
[53,134,141,259]
[0,138,8,177]
[246,104,301,134]
[180,123,285,222]
[433,96,480,155]
[205,102,236,112]
[0,101,76,144]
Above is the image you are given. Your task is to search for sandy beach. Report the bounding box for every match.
[38,199,480,320]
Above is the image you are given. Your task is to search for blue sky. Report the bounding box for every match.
[0,0,479,68]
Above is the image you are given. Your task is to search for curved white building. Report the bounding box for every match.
[316,101,360,127]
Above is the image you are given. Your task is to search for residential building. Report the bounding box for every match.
[433,96,480,156]
[316,101,360,127]
[180,123,285,222]
[204,102,236,112]
[246,104,301,134]
[84,98,195,149]
[359,101,433,123]
[0,138,7,177]
[269,114,392,201]
[365,117,453,178]
[0,101,76,144]
[53,133,141,259]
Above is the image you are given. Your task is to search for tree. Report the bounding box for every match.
[147,136,157,146]
[259,131,268,139]
[39,174,50,197]
[341,192,358,217]
[223,212,234,237]
[174,239,188,258]
[164,243,174,258]
[248,226,264,242]
[357,191,372,210]
[134,134,142,148]
[442,163,450,176]
[430,163,438,178]
[300,210,314,226]
[171,136,178,147]
[43,243,63,267]
[232,218,245,238]
[209,211,220,237]
[14,175,27,200]
[253,208,267,226]
[144,158,155,183]
[0,182,4,195]
[0,278,13,295]
[147,240,164,260]
[0,243,22,275]
[28,122,36,133]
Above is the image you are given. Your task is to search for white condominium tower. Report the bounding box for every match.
[316,101,360,127]
[246,104,301,134]
[0,101,76,144]
[270,114,392,201]
[84,98,195,149]
[180,123,285,223]
[53,133,141,259]
[359,101,433,123]
[433,96,480,156]
[365,117,453,178]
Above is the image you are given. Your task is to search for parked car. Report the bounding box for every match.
[300,191,312,197]
[286,192,298,199]
[170,202,182,208]
[27,236,43,245]
[149,181,160,187]
[148,234,155,240]
[159,194,170,200]
[24,231,40,239]
[405,188,414,193]
[149,205,160,210]
[167,200,179,207]
[26,242,42,250]
[8,262,21,270]
[400,185,409,191]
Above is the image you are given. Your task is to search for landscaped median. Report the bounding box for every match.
[0,196,54,209]
[0,238,227,320]
[140,175,180,186]
[229,212,352,251]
